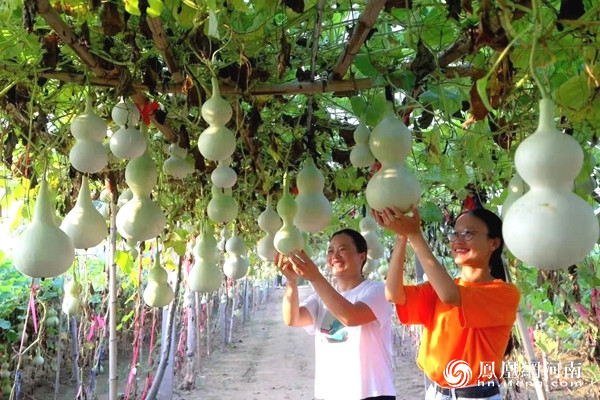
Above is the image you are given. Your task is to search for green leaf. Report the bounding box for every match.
[365,93,388,127]
[353,54,378,77]
[350,96,367,119]
[164,240,186,257]
[419,201,444,222]
[115,250,133,275]
[476,77,494,113]
[0,318,11,330]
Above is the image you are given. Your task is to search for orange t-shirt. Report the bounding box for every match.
[396,278,520,387]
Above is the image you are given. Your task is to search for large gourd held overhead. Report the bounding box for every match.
[365,105,421,212]
[503,98,599,270]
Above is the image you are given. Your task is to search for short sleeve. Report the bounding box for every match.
[356,282,392,327]
[458,281,520,328]
[301,292,321,335]
[396,282,437,326]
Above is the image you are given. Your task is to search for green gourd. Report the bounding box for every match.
[13,180,75,278]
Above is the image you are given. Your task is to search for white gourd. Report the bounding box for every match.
[13,180,75,278]
[294,157,332,233]
[60,176,107,249]
[71,97,107,142]
[69,96,108,173]
[218,226,231,251]
[111,98,141,127]
[501,173,529,218]
[116,197,166,242]
[363,257,378,275]
[197,125,236,162]
[117,188,133,208]
[117,147,165,242]
[257,194,282,261]
[211,158,237,188]
[201,77,233,126]
[503,98,599,270]
[163,143,194,179]
[274,174,304,255]
[350,120,374,168]
[197,77,236,162]
[258,195,283,233]
[143,251,174,308]
[360,215,384,260]
[207,186,238,224]
[126,148,158,197]
[223,227,249,280]
[369,108,412,162]
[366,105,421,212]
[188,223,222,293]
[109,126,147,160]
[70,140,108,174]
[62,280,82,316]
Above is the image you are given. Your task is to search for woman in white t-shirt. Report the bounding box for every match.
[275,228,396,400]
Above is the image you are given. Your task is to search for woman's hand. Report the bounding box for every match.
[372,206,422,239]
[286,250,322,282]
[274,251,298,283]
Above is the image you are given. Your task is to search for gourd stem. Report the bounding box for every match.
[529,0,551,99]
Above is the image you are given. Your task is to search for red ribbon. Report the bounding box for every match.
[29,285,39,334]
[136,100,160,126]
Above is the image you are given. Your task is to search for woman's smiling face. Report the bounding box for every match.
[326,233,366,278]
[451,214,499,269]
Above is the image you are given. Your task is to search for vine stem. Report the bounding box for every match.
[529,0,551,99]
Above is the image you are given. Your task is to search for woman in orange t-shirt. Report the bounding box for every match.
[373,207,520,400]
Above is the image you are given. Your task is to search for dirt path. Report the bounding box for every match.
[175,285,426,400]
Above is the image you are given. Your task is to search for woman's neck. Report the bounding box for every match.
[335,275,365,292]
[460,266,494,283]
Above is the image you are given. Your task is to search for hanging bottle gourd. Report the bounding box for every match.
[116,146,166,242]
[163,143,194,179]
[62,279,82,316]
[365,105,421,212]
[69,96,108,173]
[60,176,107,249]
[211,157,237,189]
[359,214,384,263]
[503,98,599,270]
[501,173,529,218]
[207,185,238,224]
[109,98,146,160]
[198,77,236,162]
[274,173,304,255]
[350,119,375,168]
[257,194,282,262]
[293,157,332,233]
[218,226,231,251]
[188,222,223,293]
[13,179,75,278]
[143,250,174,308]
[223,226,250,280]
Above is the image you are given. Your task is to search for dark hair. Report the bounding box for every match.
[455,208,506,282]
[330,228,368,267]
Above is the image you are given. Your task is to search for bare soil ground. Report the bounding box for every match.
[20,285,598,400]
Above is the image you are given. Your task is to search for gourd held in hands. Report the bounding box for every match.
[365,106,421,212]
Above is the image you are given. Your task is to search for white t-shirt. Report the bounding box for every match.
[302,280,396,400]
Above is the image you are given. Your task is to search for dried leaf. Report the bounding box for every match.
[100,2,125,36]
[470,81,490,121]
[278,33,291,79]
